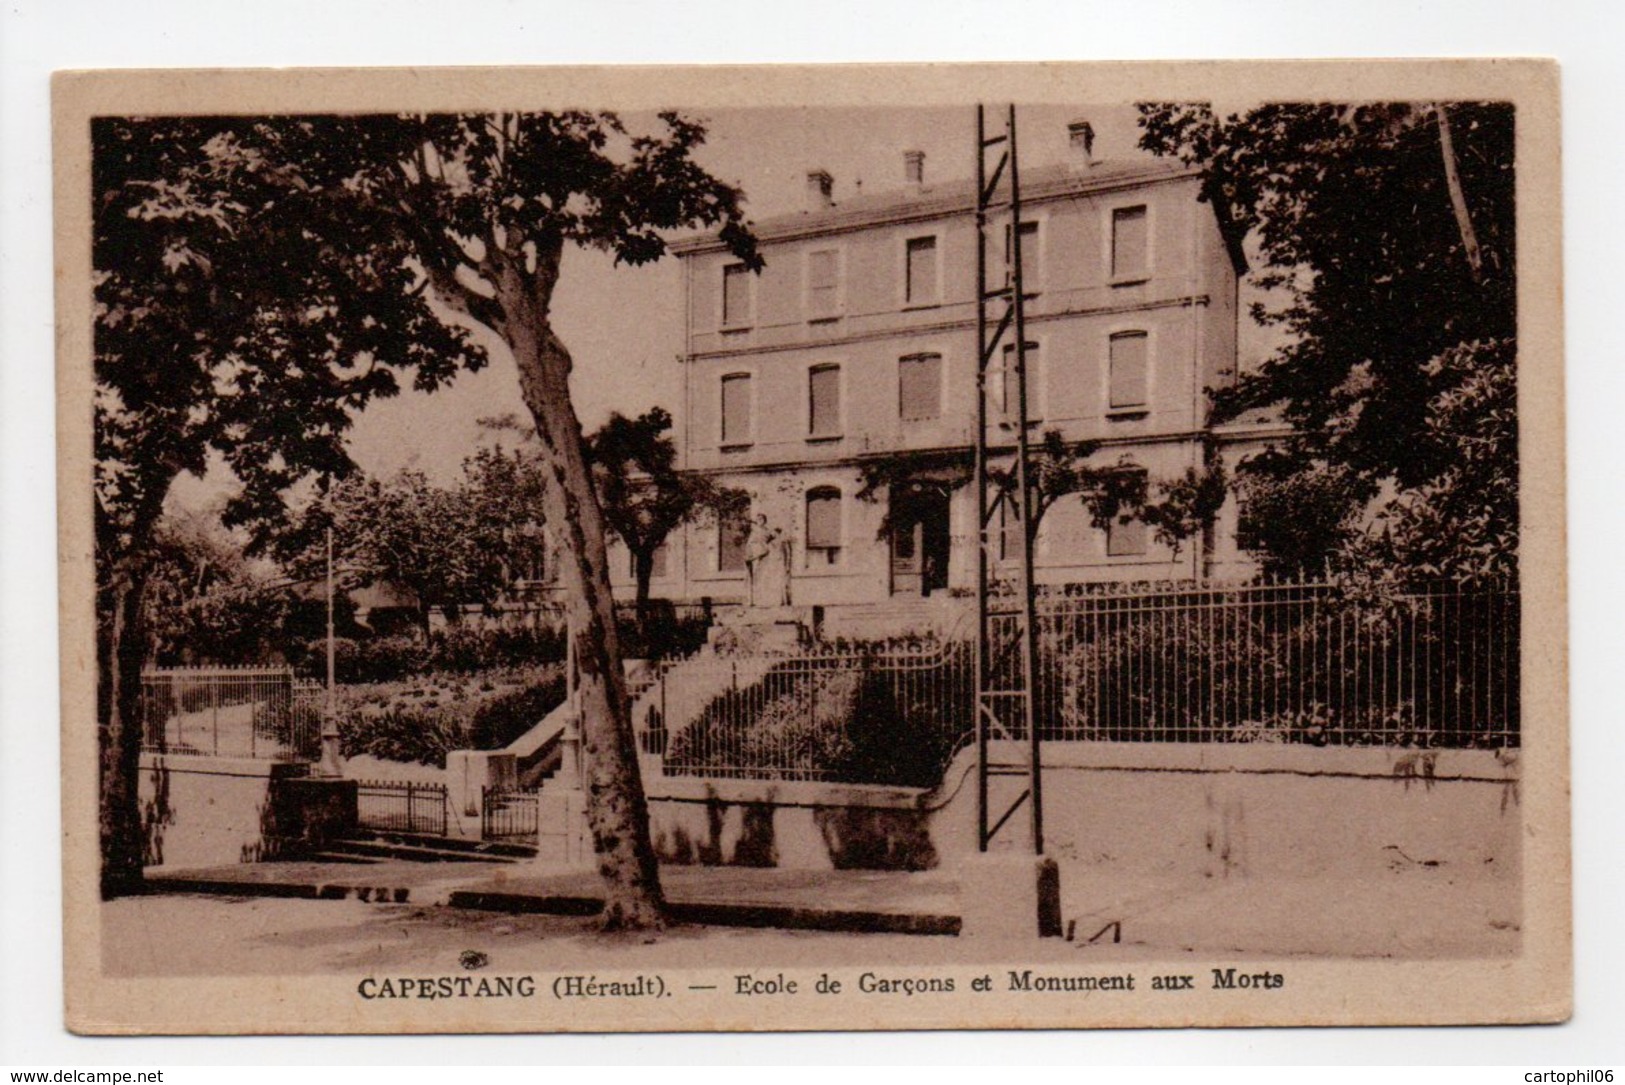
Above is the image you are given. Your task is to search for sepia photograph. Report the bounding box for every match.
[51,60,1567,1036]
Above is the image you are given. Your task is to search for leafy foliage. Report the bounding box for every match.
[94,117,479,555]
[584,406,746,622]
[95,111,759,915]
[1137,101,1517,579]
[664,644,974,788]
[333,664,566,765]
[142,512,295,665]
[855,429,1220,552]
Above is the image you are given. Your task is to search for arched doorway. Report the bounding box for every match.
[890,485,950,597]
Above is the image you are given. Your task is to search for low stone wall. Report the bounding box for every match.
[641,742,1521,880]
[139,753,315,868]
[138,754,360,868]
[936,742,1521,881]
[646,776,938,872]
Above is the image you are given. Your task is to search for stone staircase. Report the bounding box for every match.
[308,830,534,865]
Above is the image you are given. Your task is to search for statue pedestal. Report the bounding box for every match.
[708,606,808,654]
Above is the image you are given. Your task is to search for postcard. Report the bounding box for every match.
[56,59,1568,1033]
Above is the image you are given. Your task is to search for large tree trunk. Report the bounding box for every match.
[98,564,150,899]
[507,316,665,930]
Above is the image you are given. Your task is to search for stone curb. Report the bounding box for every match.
[146,873,961,936]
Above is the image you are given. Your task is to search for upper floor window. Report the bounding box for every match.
[1004,219,1041,295]
[805,487,843,566]
[1000,341,1042,424]
[1111,206,1149,282]
[807,248,841,321]
[808,363,842,439]
[722,262,752,327]
[899,353,943,422]
[1108,331,1149,411]
[720,372,752,446]
[717,504,750,573]
[905,235,939,306]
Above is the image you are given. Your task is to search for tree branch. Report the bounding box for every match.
[1434,103,1484,284]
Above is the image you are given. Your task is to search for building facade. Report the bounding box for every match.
[607,122,1271,620]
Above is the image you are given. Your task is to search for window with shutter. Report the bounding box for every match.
[1004,219,1040,294]
[722,262,751,326]
[1109,331,1149,410]
[627,541,669,580]
[1001,341,1041,423]
[1111,206,1148,281]
[807,249,839,320]
[898,353,942,422]
[805,488,842,565]
[808,364,841,438]
[998,498,1025,562]
[720,372,752,446]
[905,236,938,306]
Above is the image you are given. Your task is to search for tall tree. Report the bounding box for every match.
[584,406,744,629]
[288,470,518,639]
[229,112,760,928]
[93,117,476,897]
[1136,101,1517,579]
[143,511,294,666]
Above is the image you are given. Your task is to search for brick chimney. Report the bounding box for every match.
[1068,119,1098,166]
[904,150,926,187]
[805,169,834,211]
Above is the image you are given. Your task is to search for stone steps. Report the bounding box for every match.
[319,831,533,864]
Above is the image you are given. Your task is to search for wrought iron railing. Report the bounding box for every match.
[481,785,540,842]
[1025,579,1519,748]
[140,666,323,761]
[355,779,448,836]
[634,580,1521,787]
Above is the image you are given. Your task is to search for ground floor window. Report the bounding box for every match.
[629,540,670,580]
[805,487,843,566]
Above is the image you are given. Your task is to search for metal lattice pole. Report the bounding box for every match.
[974,103,1044,855]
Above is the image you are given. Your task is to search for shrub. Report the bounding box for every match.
[293,635,431,684]
[1047,611,1286,742]
[337,704,467,767]
[665,642,972,787]
[617,604,713,661]
[467,672,569,750]
[430,623,567,673]
[331,663,564,766]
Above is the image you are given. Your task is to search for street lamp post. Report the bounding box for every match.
[319,524,343,777]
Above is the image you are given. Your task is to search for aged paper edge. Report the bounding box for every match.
[54,59,1570,1035]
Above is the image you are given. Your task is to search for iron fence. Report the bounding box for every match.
[644,642,971,786]
[355,779,449,836]
[481,785,540,842]
[1025,579,1519,749]
[140,666,323,761]
[636,580,1520,787]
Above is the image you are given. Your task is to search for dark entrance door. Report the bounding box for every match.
[890,487,950,597]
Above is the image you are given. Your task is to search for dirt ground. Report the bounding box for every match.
[103,855,1521,979]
